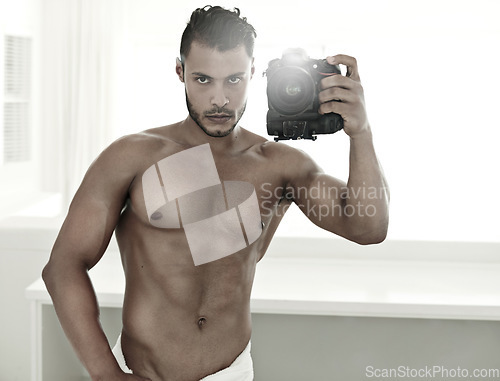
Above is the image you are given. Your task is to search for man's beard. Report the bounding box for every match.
[185,92,247,138]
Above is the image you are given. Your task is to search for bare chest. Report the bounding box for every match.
[122,142,287,266]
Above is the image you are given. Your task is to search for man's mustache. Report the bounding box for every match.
[204,107,234,117]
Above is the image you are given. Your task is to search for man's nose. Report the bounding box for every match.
[210,84,229,108]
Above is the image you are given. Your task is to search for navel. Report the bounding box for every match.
[198,316,207,329]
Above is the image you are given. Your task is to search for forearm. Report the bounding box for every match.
[42,262,121,380]
[343,128,389,243]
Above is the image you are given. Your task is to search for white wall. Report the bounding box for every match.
[251,314,500,380]
[118,0,500,242]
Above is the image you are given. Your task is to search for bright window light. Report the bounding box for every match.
[120,1,500,242]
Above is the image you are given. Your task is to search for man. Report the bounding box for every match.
[42,5,389,381]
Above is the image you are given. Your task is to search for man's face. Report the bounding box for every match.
[176,41,255,138]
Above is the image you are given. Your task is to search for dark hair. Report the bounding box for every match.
[180,5,257,63]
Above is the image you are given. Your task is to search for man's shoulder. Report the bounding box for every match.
[107,124,180,158]
[258,139,313,163]
[115,125,175,148]
[89,125,179,182]
[239,127,296,155]
[253,139,322,184]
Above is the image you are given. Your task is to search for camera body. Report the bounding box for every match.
[265,48,344,141]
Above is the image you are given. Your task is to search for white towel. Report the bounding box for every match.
[112,334,254,380]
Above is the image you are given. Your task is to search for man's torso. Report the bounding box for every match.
[114,123,292,380]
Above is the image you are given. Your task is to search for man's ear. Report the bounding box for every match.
[176,57,184,82]
[251,57,255,79]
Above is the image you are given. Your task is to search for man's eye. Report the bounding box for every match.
[228,77,241,84]
[196,77,209,84]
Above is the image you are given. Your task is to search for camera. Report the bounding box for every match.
[265,48,344,141]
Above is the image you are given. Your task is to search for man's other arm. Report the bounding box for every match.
[42,136,151,381]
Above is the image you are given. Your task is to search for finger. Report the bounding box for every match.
[327,54,360,82]
[318,98,348,116]
[319,74,354,91]
[318,87,356,104]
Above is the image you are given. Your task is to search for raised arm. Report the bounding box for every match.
[42,136,150,381]
[287,54,389,244]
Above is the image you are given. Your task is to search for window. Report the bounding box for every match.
[0,0,44,219]
[3,35,32,163]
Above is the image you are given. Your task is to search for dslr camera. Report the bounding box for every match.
[265,48,344,141]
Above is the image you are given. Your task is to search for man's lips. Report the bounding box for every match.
[206,113,232,118]
[205,114,232,124]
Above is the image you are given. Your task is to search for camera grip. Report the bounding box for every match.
[315,59,341,76]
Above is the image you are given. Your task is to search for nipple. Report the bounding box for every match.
[198,317,207,328]
[150,211,163,221]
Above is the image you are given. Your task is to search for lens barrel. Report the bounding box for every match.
[266,66,315,116]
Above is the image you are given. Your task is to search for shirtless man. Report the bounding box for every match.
[42,5,389,381]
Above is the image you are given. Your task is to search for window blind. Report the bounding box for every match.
[3,35,31,163]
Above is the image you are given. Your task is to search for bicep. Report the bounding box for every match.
[52,195,123,271]
[50,143,134,270]
[288,152,350,237]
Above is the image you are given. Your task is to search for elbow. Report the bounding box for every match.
[346,222,389,246]
[42,260,64,292]
[42,255,89,291]
[353,230,387,245]
[338,200,389,245]
[41,262,55,290]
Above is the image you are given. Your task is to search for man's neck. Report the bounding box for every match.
[178,116,243,154]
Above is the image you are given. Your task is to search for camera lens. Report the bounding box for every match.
[285,83,301,96]
[267,66,315,116]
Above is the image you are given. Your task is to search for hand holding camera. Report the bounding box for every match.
[318,54,369,139]
[265,49,368,141]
